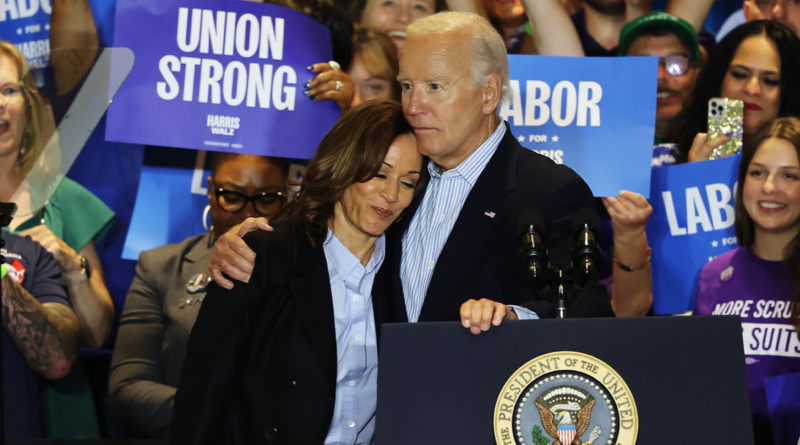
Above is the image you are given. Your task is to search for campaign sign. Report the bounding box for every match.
[122,146,306,260]
[646,155,741,314]
[0,0,52,66]
[501,55,657,198]
[107,0,339,159]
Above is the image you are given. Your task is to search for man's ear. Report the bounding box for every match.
[482,73,503,115]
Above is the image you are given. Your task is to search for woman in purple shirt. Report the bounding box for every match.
[694,117,800,445]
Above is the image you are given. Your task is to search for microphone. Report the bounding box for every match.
[571,208,604,286]
[517,208,549,290]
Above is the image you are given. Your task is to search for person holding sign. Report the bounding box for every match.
[693,117,800,445]
[109,153,289,438]
[170,100,423,445]
[677,21,800,164]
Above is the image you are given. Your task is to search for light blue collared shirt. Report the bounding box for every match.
[322,229,384,445]
[400,123,539,322]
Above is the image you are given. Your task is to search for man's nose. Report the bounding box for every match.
[404,89,426,115]
[657,63,669,83]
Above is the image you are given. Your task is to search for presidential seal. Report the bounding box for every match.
[494,352,638,445]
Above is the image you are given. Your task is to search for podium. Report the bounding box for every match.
[375,316,753,445]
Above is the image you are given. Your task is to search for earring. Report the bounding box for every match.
[19,146,26,155]
[202,205,212,232]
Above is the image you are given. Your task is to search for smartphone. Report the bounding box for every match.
[707,98,744,160]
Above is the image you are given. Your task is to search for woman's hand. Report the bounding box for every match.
[19,224,82,279]
[305,63,355,113]
[687,132,733,163]
[209,217,273,289]
[601,190,652,242]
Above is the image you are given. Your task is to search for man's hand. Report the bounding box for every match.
[209,217,272,289]
[460,299,518,335]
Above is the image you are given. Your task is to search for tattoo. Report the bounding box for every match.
[2,275,79,378]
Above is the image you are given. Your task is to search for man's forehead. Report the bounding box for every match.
[399,35,467,75]
[626,33,692,56]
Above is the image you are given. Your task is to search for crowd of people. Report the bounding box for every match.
[2,0,800,444]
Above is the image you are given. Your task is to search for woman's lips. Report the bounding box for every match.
[744,101,762,111]
[0,120,9,136]
[758,201,786,213]
[372,206,393,218]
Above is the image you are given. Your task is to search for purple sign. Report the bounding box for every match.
[106,0,339,158]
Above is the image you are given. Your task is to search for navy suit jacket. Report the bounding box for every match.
[385,123,615,321]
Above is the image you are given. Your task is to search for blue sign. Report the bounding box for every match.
[0,0,52,67]
[122,146,305,260]
[646,155,741,314]
[106,0,339,159]
[501,55,657,198]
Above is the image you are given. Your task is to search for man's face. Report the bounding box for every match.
[583,0,626,15]
[626,34,699,123]
[745,0,800,37]
[398,33,493,169]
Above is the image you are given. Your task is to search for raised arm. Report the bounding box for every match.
[2,274,80,380]
[665,0,714,33]
[522,0,584,56]
[602,191,653,317]
[49,0,99,95]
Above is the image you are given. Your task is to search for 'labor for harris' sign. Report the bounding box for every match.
[107,0,339,159]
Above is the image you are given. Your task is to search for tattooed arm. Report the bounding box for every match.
[2,275,80,380]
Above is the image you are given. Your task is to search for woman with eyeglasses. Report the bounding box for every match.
[109,153,289,438]
[677,20,800,163]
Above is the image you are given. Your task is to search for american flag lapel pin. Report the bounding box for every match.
[484,211,496,218]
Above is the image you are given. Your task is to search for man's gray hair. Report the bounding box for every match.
[406,11,512,106]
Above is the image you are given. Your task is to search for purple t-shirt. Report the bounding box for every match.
[694,246,800,431]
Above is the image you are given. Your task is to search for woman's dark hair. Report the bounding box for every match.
[676,21,800,163]
[272,99,416,245]
[349,0,448,26]
[266,0,353,70]
[734,117,800,334]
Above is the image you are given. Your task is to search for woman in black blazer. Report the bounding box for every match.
[170,100,423,445]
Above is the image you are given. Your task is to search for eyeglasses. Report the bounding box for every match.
[0,83,23,108]
[657,53,694,77]
[212,180,287,216]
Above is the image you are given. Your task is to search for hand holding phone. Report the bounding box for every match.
[707,98,743,160]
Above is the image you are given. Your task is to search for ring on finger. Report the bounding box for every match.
[335,80,344,91]
[328,60,341,71]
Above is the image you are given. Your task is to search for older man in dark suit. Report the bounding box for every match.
[209,12,614,330]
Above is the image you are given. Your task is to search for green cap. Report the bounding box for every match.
[618,11,702,66]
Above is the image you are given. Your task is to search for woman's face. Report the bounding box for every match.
[336,134,422,238]
[0,54,27,162]
[743,137,800,238]
[359,0,437,49]
[207,155,288,239]
[482,0,525,21]
[348,53,395,108]
[721,34,782,135]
